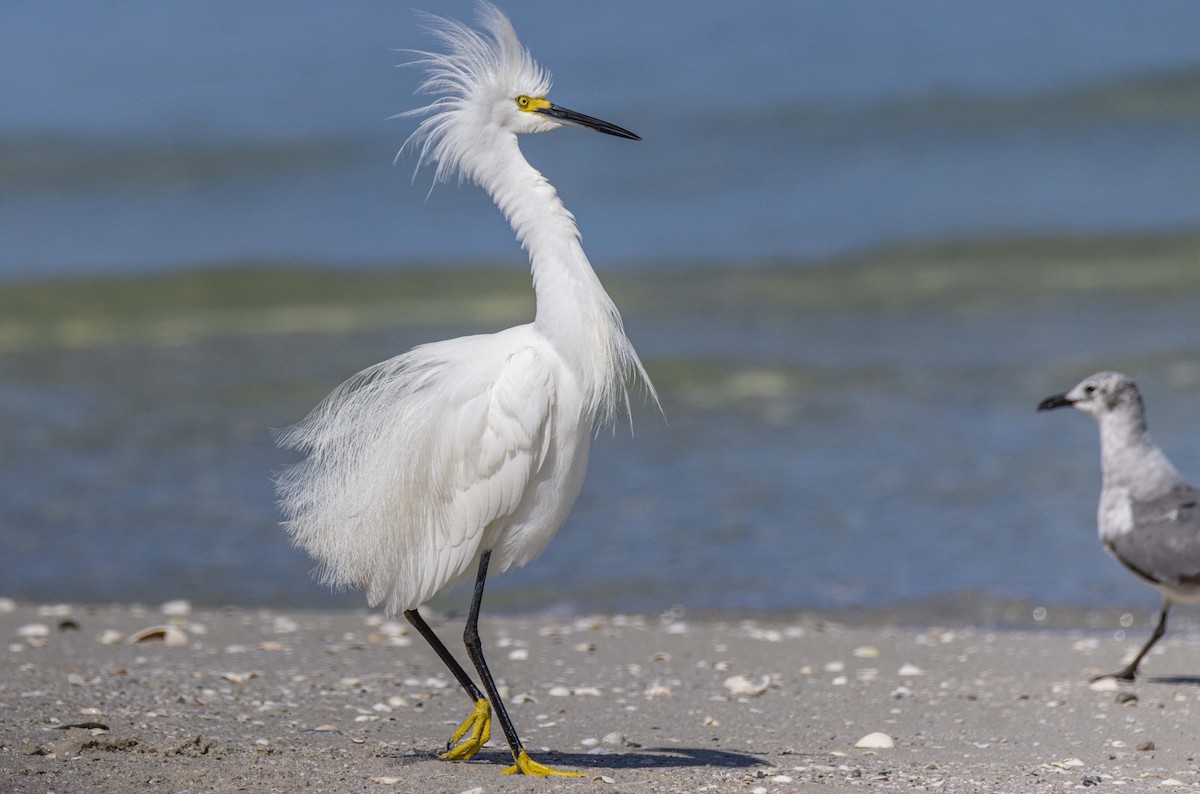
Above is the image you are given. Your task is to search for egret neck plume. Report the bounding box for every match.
[399,5,653,426]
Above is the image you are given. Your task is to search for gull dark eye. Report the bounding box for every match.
[1084,385,1096,395]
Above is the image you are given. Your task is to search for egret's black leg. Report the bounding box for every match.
[1096,599,1171,682]
[462,550,582,777]
[404,608,485,703]
[404,607,491,759]
[460,551,521,753]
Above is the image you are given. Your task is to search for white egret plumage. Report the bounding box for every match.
[275,1,654,777]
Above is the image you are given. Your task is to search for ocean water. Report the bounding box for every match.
[3,2,1200,623]
[4,1,1200,275]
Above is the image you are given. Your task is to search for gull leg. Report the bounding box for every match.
[463,551,583,778]
[1095,600,1170,682]
[404,608,491,760]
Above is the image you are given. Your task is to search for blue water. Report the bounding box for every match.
[3,1,1200,622]
[3,1,1200,276]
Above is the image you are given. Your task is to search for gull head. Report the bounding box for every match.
[1037,371,1143,421]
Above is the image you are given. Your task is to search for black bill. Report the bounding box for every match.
[535,103,640,140]
[1037,393,1074,411]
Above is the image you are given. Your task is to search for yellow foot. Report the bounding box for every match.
[440,698,491,761]
[501,748,585,778]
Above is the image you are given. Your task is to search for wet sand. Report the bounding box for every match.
[3,599,1200,792]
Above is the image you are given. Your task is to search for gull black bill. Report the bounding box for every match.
[1037,393,1073,412]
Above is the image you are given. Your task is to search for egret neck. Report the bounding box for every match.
[477,130,635,424]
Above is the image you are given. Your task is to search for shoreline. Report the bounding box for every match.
[4,601,1200,791]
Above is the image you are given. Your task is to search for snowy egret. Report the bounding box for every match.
[275,1,654,777]
[1039,372,1200,680]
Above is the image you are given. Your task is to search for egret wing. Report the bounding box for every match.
[276,330,558,615]
[420,344,556,599]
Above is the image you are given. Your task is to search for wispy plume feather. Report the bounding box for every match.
[396,1,552,185]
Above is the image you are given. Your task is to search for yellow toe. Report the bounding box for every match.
[501,748,585,777]
[440,698,492,762]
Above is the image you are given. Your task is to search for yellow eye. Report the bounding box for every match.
[516,95,531,108]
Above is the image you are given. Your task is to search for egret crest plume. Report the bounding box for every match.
[399,3,552,186]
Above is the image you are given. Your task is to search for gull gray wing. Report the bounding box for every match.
[1105,484,1200,590]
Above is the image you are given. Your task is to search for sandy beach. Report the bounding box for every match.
[4,601,1200,792]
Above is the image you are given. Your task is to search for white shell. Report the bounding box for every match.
[160,599,192,616]
[723,674,770,696]
[855,731,895,749]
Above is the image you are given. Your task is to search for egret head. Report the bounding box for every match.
[1037,371,1143,420]
[400,1,638,185]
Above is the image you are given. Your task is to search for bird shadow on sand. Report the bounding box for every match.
[1143,674,1200,686]
[397,746,764,771]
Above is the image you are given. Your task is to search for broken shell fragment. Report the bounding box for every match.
[128,625,189,646]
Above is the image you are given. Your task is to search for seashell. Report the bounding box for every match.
[1049,758,1084,769]
[377,620,407,637]
[723,675,770,696]
[854,731,895,749]
[17,623,50,638]
[128,625,188,646]
[160,599,192,616]
[643,683,672,698]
